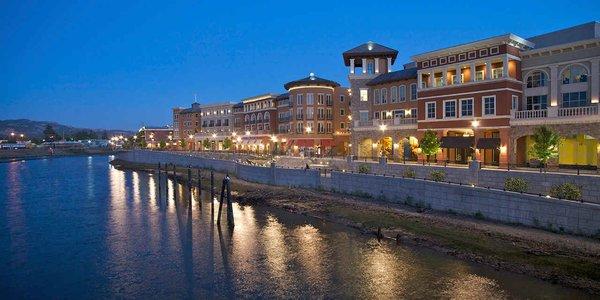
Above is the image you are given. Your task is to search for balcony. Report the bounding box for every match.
[511,104,600,125]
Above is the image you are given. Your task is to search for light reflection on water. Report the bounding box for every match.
[0,156,592,299]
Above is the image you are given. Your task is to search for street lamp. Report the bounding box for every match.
[379,124,388,158]
[372,142,378,160]
[471,119,480,163]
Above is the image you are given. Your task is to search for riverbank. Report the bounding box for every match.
[0,148,123,163]
[111,158,600,295]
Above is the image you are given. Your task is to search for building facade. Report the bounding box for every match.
[195,102,235,151]
[139,126,174,149]
[345,21,600,169]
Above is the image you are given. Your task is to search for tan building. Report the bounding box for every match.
[195,102,235,151]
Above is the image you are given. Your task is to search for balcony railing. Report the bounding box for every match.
[512,105,599,121]
[355,117,417,128]
[558,105,598,117]
[513,109,547,119]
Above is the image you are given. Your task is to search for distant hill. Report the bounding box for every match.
[0,119,134,140]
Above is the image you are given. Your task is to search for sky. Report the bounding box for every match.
[1,1,599,130]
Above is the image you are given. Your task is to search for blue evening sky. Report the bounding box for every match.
[1,1,599,130]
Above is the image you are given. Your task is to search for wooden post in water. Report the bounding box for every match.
[187,165,192,194]
[217,174,234,228]
[173,164,178,201]
[157,162,161,197]
[165,163,169,202]
[226,175,234,227]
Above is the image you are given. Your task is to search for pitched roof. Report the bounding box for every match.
[342,42,398,66]
[179,107,202,113]
[366,68,417,86]
[276,92,290,100]
[284,73,340,90]
[527,21,600,49]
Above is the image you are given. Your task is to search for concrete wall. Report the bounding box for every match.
[330,171,600,236]
[116,150,600,236]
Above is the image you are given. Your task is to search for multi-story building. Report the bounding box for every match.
[173,102,202,144]
[239,93,278,153]
[139,125,174,148]
[345,21,600,169]
[195,102,235,150]
[279,73,350,156]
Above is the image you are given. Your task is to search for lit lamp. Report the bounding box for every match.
[306,127,312,134]
[372,142,378,160]
[471,120,480,162]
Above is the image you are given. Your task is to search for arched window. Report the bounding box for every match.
[251,114,256,121]
[256,113,262,121]
[245,115,249,122]
[390,86,398,103]
[399,85,406,101]
[561,65,588,84]
[264,112,270,120]
[526,71,547,88]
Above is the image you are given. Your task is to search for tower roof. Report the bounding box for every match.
[284,73,340,90]
[342,41,398,66]
[366,68,417,86]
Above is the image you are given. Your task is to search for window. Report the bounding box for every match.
[317,94,324,105]
[367,61,374,74]
[374,111,380,119]
[359,111,369,121]
[410,108,417,118]
[483,96,496,115]
[434,76,444,87]
[307,93,314,105]
[360,89,368,101]
[381,88,388,104]
[317,122,324,133]
[296,108,303,119]
[410,84,417,100]
[451,74,464,84]
[394,109,405,119]
[512,95,519,110]
[340,122,345,129]
[307,107,314,119]
[374,89,381,105]
[326,122,332,133]
[296,122,303,133]
[562,92,588,108]
[491,68,503,79]
[399,85,406,101]
[340,95,345,102]
[476,70,485,81]
[526,71,547,88]
[561,65,588,84]
[390,86,398,103]
[460,98,473,117]
[264,112,270,120]
[326,94,332,106]
[296,94,303,105]
[340,108,345,116]
[426,102,436,119]
[526,95,547,110]
[444,100,456,118]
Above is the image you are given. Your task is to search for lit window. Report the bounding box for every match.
[562,92,587,108]
[526,71,546,88]
[526,95,547,110]
[410,84,417,100]
[561,65,588,84]
[359,89,368,101]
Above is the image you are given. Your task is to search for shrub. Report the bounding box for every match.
[474,211,485,220]
[504,177,528,193]
[429,170,446,182]
[549,183,582,200]
[403,168,416,178]
[358,163,371,174]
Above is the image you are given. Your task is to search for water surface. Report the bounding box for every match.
[0,156,592,298]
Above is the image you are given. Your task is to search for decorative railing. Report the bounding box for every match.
[513,109,547,119]
[558,105,598,117]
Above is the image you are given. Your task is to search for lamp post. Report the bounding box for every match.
[379,124,387,158]
[305,127,312,157]
[471,119,480,163]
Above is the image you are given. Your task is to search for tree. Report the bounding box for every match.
[43,124,57,141]
[222,137,232,150]
[202,139,211,150]
[179,139,187,149]
[159,141,166,149]
[419,130,440,163]
[529,125,560,168]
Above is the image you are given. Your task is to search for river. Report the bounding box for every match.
[0,155,592,298]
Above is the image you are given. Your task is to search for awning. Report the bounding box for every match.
[318,139,334,147]
[440,136,475,149]
[295,139,315,147]
[476,138,501,149]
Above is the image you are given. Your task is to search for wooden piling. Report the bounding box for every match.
[197,169,202,206]
[396,234,401,245]
[210,170,215,214]
[165,163,169,201]
[377,227,382,241]
[157,162,161,196]
[226,176,234,227]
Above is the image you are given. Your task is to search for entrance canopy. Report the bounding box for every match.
[440,136,474,148]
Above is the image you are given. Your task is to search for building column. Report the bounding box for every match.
[350,58,355,74]
[430,69,436,87]
[374,58,380,74]
[499,128,510,168]
[591,58,600,104]
[502,55,509,78]
[550,65,559,106]
[387,57,392,72]
[362,58,367,74]
[485,60,491,80]
[470,62,476,82]
[418,71,423,89]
